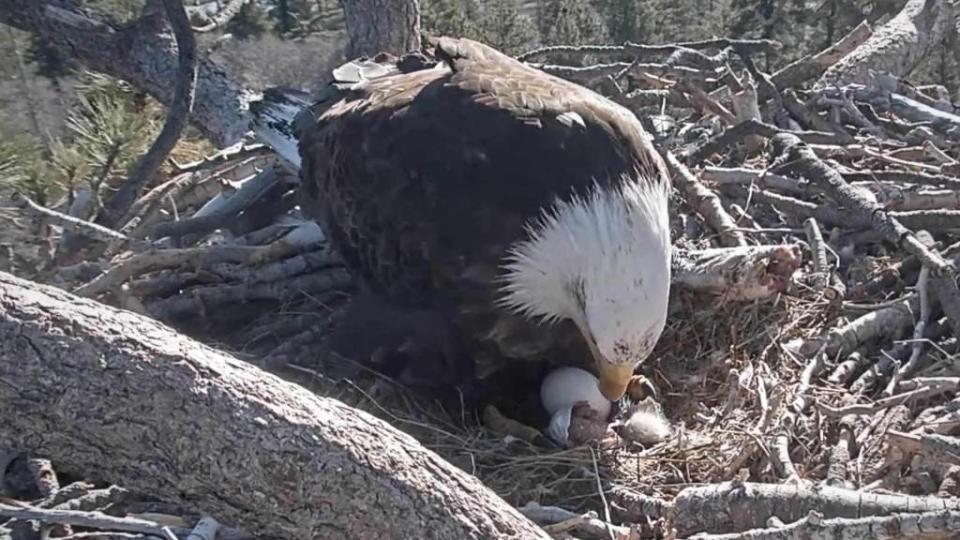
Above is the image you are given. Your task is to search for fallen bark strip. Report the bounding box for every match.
[664,151,747,247]
[683,509,960,540]
[0,271,551,540]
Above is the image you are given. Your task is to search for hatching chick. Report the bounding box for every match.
[614,397,672,446]
[566,400,615,445]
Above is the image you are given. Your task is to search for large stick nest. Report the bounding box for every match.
[5,18,960,540]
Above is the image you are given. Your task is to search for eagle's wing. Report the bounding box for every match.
[296,37,666,307]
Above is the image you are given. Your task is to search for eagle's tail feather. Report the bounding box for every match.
[249,87,313,171]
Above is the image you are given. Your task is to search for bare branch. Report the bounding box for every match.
[664,151,746,247]
[518,38,780,63]
[9,192,127,246]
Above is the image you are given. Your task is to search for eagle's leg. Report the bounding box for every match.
[325,290,488,411]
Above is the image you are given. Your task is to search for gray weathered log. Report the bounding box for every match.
[671,482,960,536]
[0,271,550,540]
[685,510,960,540]
[151,164,289,241]
[816,0,955,87]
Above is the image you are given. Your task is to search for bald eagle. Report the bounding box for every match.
[251,37,672,407]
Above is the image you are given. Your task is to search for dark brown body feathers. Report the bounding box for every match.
[295,37,667,386]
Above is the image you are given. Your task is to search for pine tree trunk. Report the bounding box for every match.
[340,0,422,58]
[0,271,550,540]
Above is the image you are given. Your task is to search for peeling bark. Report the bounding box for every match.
[0,271,550,540]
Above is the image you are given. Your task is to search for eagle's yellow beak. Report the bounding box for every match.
[596,361,634,401]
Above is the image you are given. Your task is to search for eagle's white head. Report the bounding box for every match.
[498,174,672,401]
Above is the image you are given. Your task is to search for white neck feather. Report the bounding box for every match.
[497,174,672,350]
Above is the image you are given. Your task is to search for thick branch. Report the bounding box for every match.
[0,271,550,539]
[769,133,954,275]
[151,164,288,241]
[664,151,746,247]
[0,2,253,147]
[816,0,955,86]
[769,21,873,92]
[100,0,198,227]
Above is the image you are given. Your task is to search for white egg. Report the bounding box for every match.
[539,367,612,420]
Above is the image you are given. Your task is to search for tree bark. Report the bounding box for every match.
[0,1,253,147]
[0,271,550,540]
[339,0,422,58]
[816,0,955,87]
